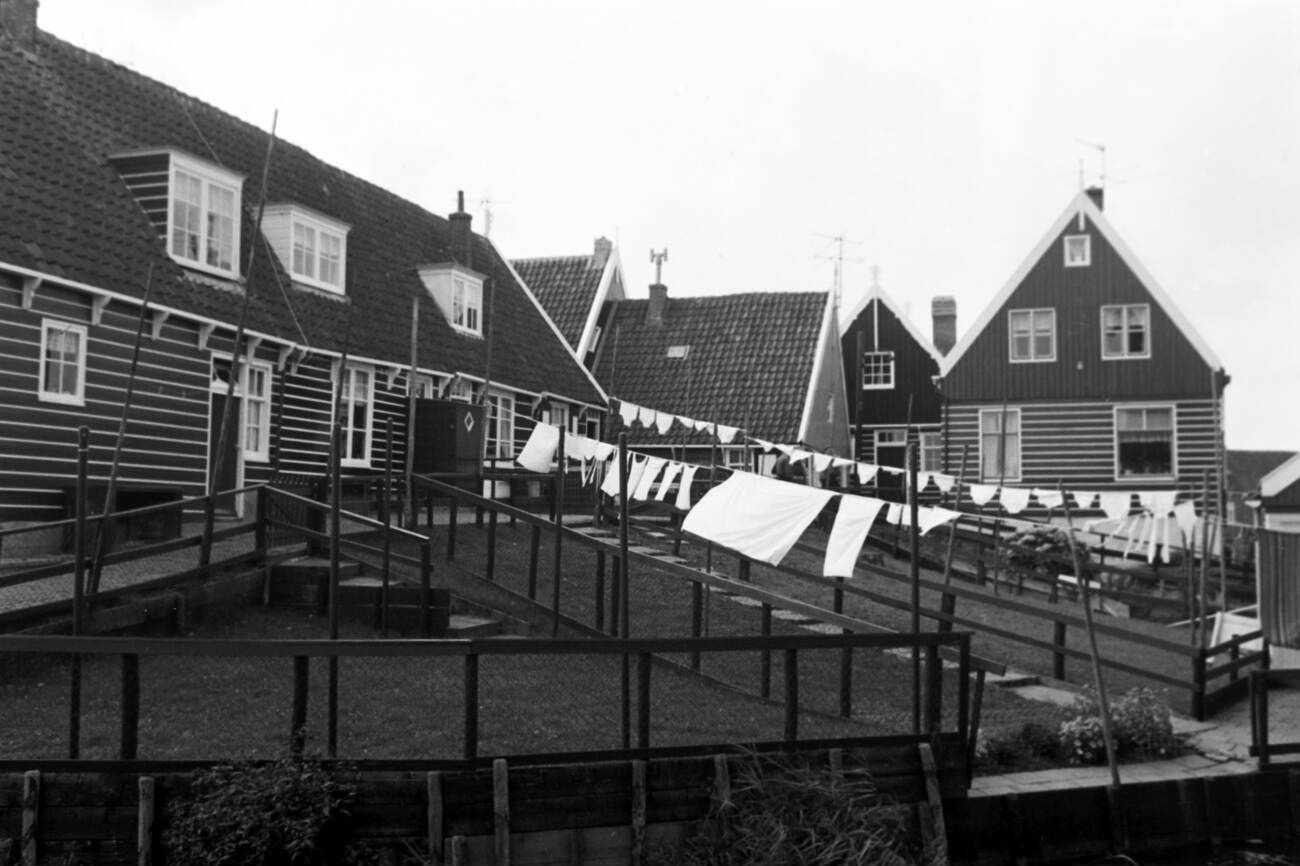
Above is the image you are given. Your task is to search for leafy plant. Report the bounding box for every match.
[1002,525,1091,579]
[1059,687,1180,765]
[164,756,355,866]
[648,754,939,866]
[974,721,1066,772]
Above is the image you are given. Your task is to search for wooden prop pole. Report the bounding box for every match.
[908,440,921,735]
[402,297,420,528]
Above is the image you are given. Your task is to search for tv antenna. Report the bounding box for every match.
[1074,138,1107,189]
[650,248,668,283]
[813,232,865,311]
[470,195,510,238]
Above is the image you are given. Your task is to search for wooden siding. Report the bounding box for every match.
[108,152,170,238]
[942,217,1217,401]
[842,298,942,428]
[942,398,1223,511]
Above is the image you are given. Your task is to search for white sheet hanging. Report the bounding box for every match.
[932,473,956,493]
[1140,490,1177,516]
[654,412,675,435]
[1072,490,1099,510]
[968,484,998,507]
[618,401,639,425]
[681,472,835,565]
[655,463,682,500]
[1098,492,1133,520]
[886,502,904,525]
[516,423,559,473]
[999,487,1031,515]
[593,442,616,461]
[1173,500,1198,536]
[716,424,739,445]
[633,456,667,500]
[823,495,887,577]
[811,452,833,474]
[1033,488,1064,510]
[856,463,878,484]
[675,414,695,431]
[918,506,962,536]
[638,406,657,428]
[599,455,623,497]
[752,438,776,453]
[675,465,700,510]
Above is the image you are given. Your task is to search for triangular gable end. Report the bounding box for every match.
[1261,452,1300,499]
[575,247,625,360]
[939,191,1224,378]
[798,292,852,455]
[840,284,945,367]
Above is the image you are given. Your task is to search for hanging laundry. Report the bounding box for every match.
[618,400,639,426]
[1098,492,1133,520]
[654,412,675,435]
[1139,490,1176,516]
[693,419,714,434]
[856,463,878,484]
[1173,500,1198,537]
[1071,490,1099,510]
[968,484,998,507]
[1146,512,1162,564]
[823,495,887,577]
[932,473,956,493]
[886,502,904,525]
[1161,514,1178,564]
[633,457,667,500]
[563,432,589,461]
[655,463,682,500]
[599,455,623,497]
[1033,488,1063,511]
[998,487,1031,515]
[917,506,962,536]
[919,472,935,491]
[675,465,700,510]
[789,448,814,466]
[811,453,834,474]
[681,472,835,565]
[879,465,906,475]
[516,423,560,473]
[593,442,616,462]
[831,456,856,470]
[716,424,739,445]
[752,438,776,453]
[675,414,695,431]
[581,456,601,487]
[638,406,657,427]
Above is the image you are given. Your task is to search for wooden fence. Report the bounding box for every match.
[1250,666,1300,767]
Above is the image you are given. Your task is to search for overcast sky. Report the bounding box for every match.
[40,0,1300,451]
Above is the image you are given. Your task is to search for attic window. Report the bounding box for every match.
[1064,234,1091,267]
[666,345,690,359]
[169,153,244,279]
[862,351,895,389]
[418,263,485,338]
[262,205,351,295]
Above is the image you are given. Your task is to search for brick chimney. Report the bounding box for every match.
[591,237,612,271]
[931,295,957,356]
[1085,185,1104,211]
[647,283,667,327]
[0,0,39,45]
[448,190,473,268]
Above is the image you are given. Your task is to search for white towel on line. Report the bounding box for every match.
[655,462,682,500]
[675,465,700,510]
[637,406,657,428]
[681,471,834,565]
[516,423,559,473]
[999,486,1031,514]
[968,484,998,506]
[1098,492,1132,520]
[823,495,887,577]
[633,457,667,500]
[618,401,638,425]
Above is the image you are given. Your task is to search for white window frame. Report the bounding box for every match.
[1113,404,1176,481]
[1101,303,1152,360]
[722,447,749,470]
[451,275,483,336]
[168,153,243,279]
[241,361,273,463]
[336,364,374,468]
[1008,308,1056,363]
[38,319,88,406]
[979,407,1022,483]
[875,428,907,447]
[547,401,573,434]
[447,378,474,402]
[289,211,348,293]
[861,350,896,390]
[920,431,943,474]
[1064,234,1091,267]
[485,391,515,461]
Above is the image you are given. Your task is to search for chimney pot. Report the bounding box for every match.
[0,0,39,45]
[591,237,612,270]
[647,283,667,327]
[1085,185,1104,211]
[449,190,473,268]
[931,295,957,356]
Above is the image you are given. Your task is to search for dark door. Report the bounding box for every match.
[874,445,906,502]
[208,392,240,513]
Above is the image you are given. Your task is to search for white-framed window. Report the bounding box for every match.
[39,319,87,405]
[419,264,486,338]
[1102,303,1151,360]
[485,391,515,460]
[1115,405,1175,479]
[862,350,895,389]
[412,374,437,399]
[169,154,242,278]
[979,407,1021,482]
[242,363,272,462]
[920,432,942,473]
[1009,308,1056,362]
[876,428,906,447]
[289,213,347,292]
[722,447,749,470]
[547,401,572,433]
[338,365,374,467]
[1064,234,1091,267]
[448,378,474,402]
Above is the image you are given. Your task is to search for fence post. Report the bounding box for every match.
[552,428,565,637]
[637,652,652,750]
[610,556,622,638]
[737,557,751,583]
[783,648,799,742]
[447,498,458,559]
[485,508,498,583]
[21,770,38,866]
[421,543,433,638]
[760,604,772,699]
[291,656,309,755]
[691,582,704,672]
[1053,621,1067,681]
[839,631,853,719]
[594,550,606,632]
[926,644,942,733]
[120,653,139,760]
[492,759,510,866]
[1192,650,1208,721]
[138,775,155,866]
[255,486,268,552]
[527,524,541,600]
[464,653,479,760]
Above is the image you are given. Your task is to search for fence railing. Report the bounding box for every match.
[1249,665,1300,767]
[0,631,971,768]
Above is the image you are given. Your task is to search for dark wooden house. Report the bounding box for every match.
[0,3,606,539]
[1248,453,1300,533]
[839,283,950,498]
[935,188,1229,513]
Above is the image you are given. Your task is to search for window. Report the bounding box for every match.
[876,428,906,446]
[448,378,474,402]
[1064,234,1091,267]
[289,214,346,291]
[666,345,690,359]
[485,391,515,460]
[1115,406,1174,478]
[169,155,242,278]
[1102,304,1150,359]
[412,374,437,399]
[242,363,272,462]
[39,319,87,405]
[419,264,486,338]
[979,408,1021,482]
[1009,309,1056,362]
[547,402,572,433]
[920,432,942,473]
[338,366,373,467]
[722,448,749,470]
[862,351,895,389]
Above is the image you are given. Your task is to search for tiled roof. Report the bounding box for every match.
[0,30,604,405]
[589,291,828,445]
[1226,450,1295,494]
[511,254,604,350]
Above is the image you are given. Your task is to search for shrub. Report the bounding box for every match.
[1002,525,1090,579]
[1058,687,1180,765]
[974,721,1065,771]
[648,755,939,866]
[164,756,355,866]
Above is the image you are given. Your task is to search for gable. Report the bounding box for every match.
[939,192,1224,402]
[840,292,942,426]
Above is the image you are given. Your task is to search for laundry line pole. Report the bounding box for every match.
[908,441,921,735]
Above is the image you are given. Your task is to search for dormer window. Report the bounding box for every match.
[418,263,485,337]
[169,154,243,278]
[262,205,350,295]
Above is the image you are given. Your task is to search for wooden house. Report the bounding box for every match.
[512,238,627,373]
[839,283,950,499]
[586,283,851,470]
[1247,454,1300,533]
[935,188,1230,513]
[0,4,606,538]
